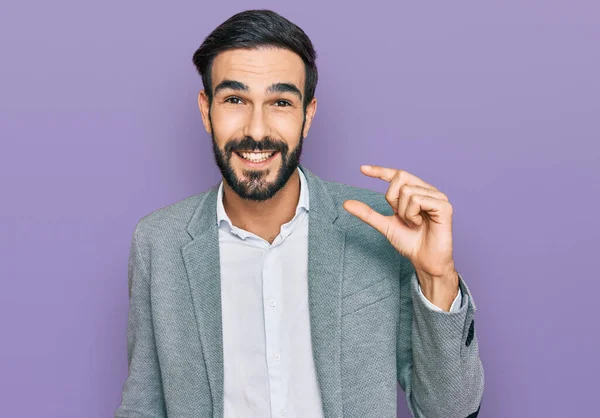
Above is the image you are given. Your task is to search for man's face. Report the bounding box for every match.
[198,47,317,201]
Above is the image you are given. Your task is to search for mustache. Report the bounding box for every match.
[224,136,289,154]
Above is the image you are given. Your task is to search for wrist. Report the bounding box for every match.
[416,267,459,312]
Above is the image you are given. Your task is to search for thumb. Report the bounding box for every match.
[343,200,390,236]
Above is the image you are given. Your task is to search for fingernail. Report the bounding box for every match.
[361,165,371,170]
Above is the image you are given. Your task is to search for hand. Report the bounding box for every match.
[343,165,459,307]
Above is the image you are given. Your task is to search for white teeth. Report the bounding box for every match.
[240,151,275,162]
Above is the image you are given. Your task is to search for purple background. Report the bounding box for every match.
[1,1,598,417]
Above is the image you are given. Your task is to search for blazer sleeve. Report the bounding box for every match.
[115,223,167,418]
[396,262,484,418]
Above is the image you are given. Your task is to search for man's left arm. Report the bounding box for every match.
[408,268,484,417]
[343,164,485,417]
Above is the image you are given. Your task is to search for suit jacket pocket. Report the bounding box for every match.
[342,278,394,316]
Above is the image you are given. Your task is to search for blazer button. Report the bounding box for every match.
[466,319,475,347]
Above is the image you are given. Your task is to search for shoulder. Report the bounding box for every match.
[131,186,216,247]
[320,179,394,230]
[319,178,410,273]
[319,178,401,258]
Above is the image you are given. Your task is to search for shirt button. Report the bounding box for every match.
[269,299,276,307]
[273,354,280,362]
[279,409,285,416]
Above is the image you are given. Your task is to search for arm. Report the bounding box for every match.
[341,166,484,416]
[397,264,484,418]
[115,223,167,418]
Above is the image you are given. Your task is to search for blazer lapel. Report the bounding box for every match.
[181,187,224,418]
[301,165,345,418]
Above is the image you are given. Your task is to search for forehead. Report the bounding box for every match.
[211,47,305,93]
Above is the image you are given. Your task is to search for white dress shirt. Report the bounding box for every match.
[216,168,462,418]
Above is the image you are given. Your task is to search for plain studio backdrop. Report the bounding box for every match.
[0,1,598,417]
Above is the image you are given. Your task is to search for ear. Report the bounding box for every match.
[302,97,318,139]
[197,90,212,134]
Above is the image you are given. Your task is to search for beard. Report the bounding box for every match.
[210,113,306,202]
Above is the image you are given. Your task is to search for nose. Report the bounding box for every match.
[242,105,270,143]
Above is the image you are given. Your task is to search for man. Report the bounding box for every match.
[115,9,484,418]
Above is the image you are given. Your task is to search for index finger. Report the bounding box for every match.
[360,165,397,182]
[361,165,438,190]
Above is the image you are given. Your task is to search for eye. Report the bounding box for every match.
[274,100,292,107]
[224,97,243,105]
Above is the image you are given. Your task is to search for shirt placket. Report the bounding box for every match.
[262,240,288,418]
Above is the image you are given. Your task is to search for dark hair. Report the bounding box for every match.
[192,9,318,110]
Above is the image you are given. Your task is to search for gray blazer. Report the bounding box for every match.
[115,164,484,418]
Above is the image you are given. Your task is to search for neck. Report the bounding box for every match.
[222,169,301,243]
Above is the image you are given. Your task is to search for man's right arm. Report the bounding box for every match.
[115,223,167,418]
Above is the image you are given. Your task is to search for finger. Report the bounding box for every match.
[405,194,452,226]
[360,165,397,182]
[397,185,448,225]
[361,165,438,191]
[342,199,391,236]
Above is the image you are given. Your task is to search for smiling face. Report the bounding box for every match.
[198,47,317,201]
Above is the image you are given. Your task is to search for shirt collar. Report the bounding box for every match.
[216,167,310,230]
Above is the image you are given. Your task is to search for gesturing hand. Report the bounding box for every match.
[343,165,459,308]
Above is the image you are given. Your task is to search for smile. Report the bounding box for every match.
[235,151,278,163]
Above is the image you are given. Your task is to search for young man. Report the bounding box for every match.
[115,9,484,418]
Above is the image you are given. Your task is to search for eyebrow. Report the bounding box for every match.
[213,79,303,101]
